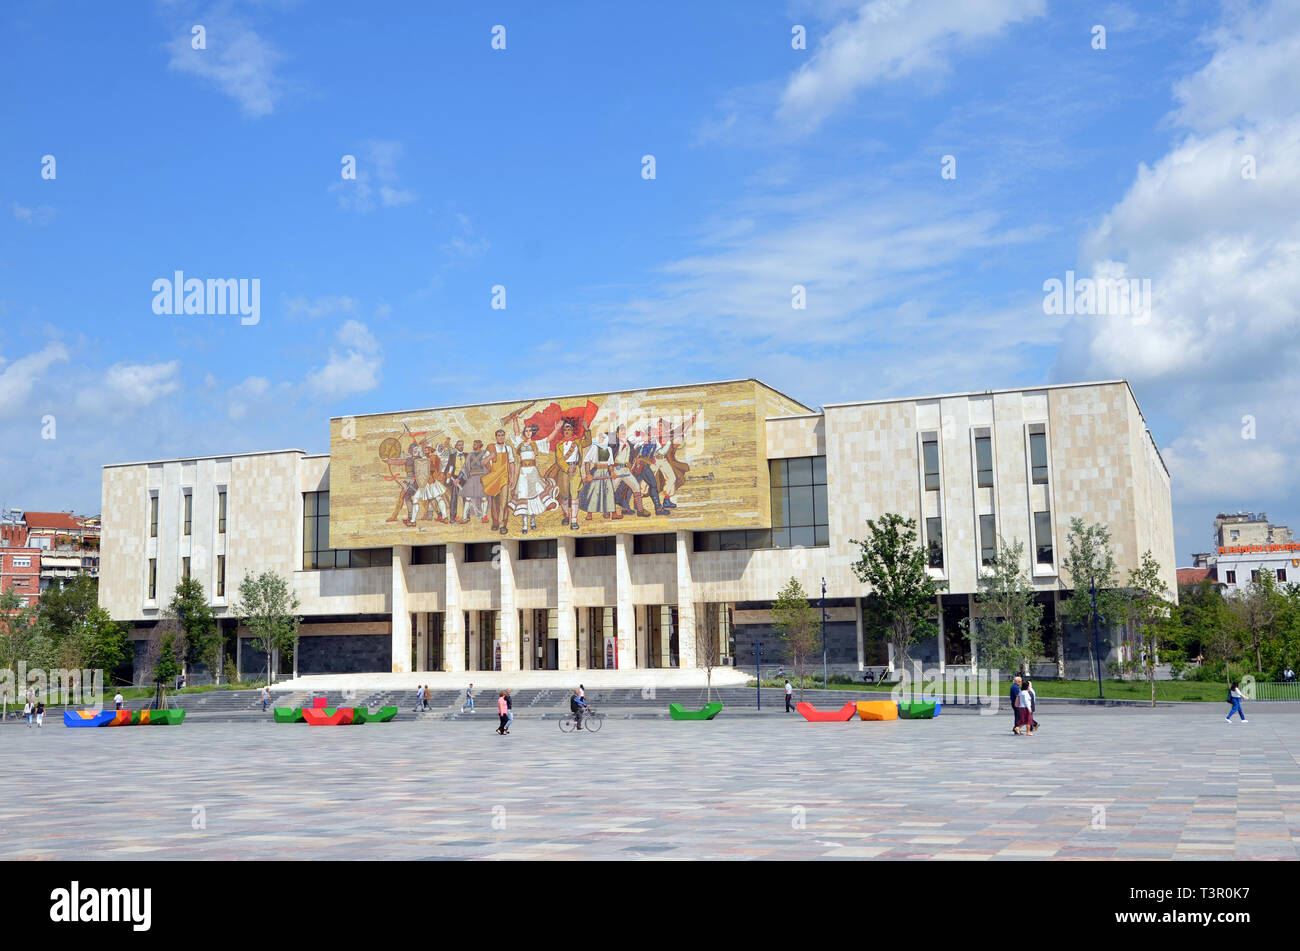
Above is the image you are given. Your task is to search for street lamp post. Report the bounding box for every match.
[1090,577,1104,699]
[820,577,828,690]
[752,640,762,711]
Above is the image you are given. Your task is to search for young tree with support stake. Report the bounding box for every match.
[1059,518,1123,683]
[851,514,945,672]
[234,570,301,685]
[772,578,820,701]
[1122,550,1176,707]
[968,538,1043,680]
[168,576,220,684]
[694,608,720,704]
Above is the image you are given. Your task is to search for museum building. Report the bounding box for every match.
[98,378,1176,681]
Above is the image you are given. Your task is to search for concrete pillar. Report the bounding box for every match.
[391,546,412,673]
[676,531,696,669]
[414,612,426,672]
[615,534,635,669]
[498,540,519,672]
[937,595,946,673]
[558,536,578,670]
[445,544,465,672]
[854,597,864,671]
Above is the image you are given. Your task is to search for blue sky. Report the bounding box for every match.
[2,0,1298,565]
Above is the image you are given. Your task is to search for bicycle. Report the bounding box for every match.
[558,706,604,733]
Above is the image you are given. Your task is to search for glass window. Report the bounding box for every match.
[411,545,446,565]
[218,490,227,534]
[520,539,557,560]
[303,491,340,569]
[1034,510,1053,565]
[181,557,190,580]
[1030,432,1049,484]
[1250,570,1260,583]
[576,537,615,557]
[979,515,997,566]
[633,534,676,555]
[926,517,943,569]
[1226,570,1237,584]
[183,492,192,536]
[923,438,940,491]
[216,555,225,597]
[147,559,157,600]
[149,495,158,538]
[769,456,828,549]
[1277,568,1287,583]
[975,436,993,488]
[466,542,497,563]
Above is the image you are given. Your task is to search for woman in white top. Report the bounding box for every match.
[1226,681,1247,722]
[1016,682,1034,735]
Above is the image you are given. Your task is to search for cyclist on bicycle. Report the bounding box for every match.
[570,687,588,730]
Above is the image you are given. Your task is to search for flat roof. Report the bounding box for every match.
[328,377,814,422]
[103,448,308,470]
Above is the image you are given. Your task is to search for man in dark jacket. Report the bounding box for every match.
[1009,675,1022,734]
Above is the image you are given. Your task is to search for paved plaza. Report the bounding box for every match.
[3,708,1298,860]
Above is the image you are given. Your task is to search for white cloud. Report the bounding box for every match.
[284,295,358,319]
[90,361,183,411]
[166,8,285,118]
[330,140,417,213]
[778,0,1045,132]
[0,343,70,415]
[227,376,271,420]
[1162,423,1290,505]
[12,203,56,225]
[306,320,382,398]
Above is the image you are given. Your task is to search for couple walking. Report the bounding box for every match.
[1009,674,1038,736]
[495,689,514,735]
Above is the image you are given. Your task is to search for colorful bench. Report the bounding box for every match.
[278,702,397,724]
[855,700,898,721]
[63,708,185,727]
[669,702,723,721]
[796,701,858,722]
[352,706,398,723]
[897,700,942,719]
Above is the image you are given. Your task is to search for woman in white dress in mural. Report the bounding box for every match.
[508,421,558,533]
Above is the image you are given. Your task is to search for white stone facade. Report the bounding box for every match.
[99,379,1175,674]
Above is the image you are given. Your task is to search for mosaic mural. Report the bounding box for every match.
[327,380,810,546]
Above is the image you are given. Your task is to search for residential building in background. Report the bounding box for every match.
[99,378,1176,683]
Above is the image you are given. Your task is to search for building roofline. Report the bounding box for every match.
[102,449,309,470]
[328,378,814,422]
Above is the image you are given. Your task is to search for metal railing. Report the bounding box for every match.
[1245,680,1300,701]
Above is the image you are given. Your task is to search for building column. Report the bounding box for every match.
[391,545,412,673]
[615,533,635,670]
[414,612,426,672]
[676,531,697,668]
[498,540,519,672]
[937,595,946,673]
[558,536,578,670]
[854,596,864,671]
[445,544,465,672]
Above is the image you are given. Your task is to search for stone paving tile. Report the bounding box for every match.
[1,709,1298,860]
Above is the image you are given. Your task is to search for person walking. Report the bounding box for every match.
[462,683,475,713]
[34,700,44,727]
[1009,675,1022,735]
[504,688,514,734]
[496,691,509,735]
[1226,681,1248,723]
[414,684,425,713]
[23,699,33,728]
[114,691,124,711]
[784,679,794,713]
[1024,678,1038,732]
[422,685,431,711]
[261,685,271,712]
[1016,682,1034,735]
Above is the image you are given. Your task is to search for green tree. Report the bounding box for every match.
[34,574,99,643]
[234,570,301,684]
[168,576,220,683]
[772,577,820,700]
[1058,518,1124,680]
[969,538,1043,678]
[1229,571,1284,674]
[1122,551,1176,707]
[151,630,182,693]
[851,514,946,671]
[0,588,41,720]
[76,606,130,678]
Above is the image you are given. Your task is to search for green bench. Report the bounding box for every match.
[669,702,723,721]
